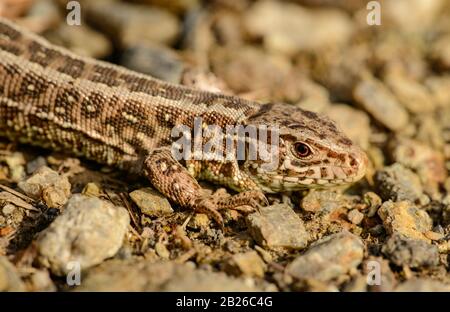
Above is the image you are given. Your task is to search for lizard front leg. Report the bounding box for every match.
[143,147,267,225]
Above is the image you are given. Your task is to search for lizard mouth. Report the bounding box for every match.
[280,149,368,187]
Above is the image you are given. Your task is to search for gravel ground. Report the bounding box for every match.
[0,0,449,292]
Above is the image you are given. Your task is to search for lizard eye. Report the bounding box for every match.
[293,142,312,158]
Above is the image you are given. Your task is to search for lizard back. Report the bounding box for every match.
[0,18,259,170]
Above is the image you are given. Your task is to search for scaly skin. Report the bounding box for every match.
[0,18,367,225]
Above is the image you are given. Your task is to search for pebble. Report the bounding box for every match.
[82,182,101,197]
[129,187,174,217]
[326,104,371,150]
[395,278,450,292]
[374,164,424,203]
[362,257,397,292]
[26,156,47,175]
[246,204,309,250]
[45,23,112,59]
[27,270,56,292]
[3,152,26,182]
[36,194,130,276]
[383,0,445,33]
[353,78,409,132]
[389,138,447,200]
[2,204,15,215]
[363,192,382,218]
[286,231,364,282]
[0,256,25,291]
[425,76,450,109]
[85,1,180,48]
[300,190,344,214]
[377,201,432,241]
[384,71,435,113]
[211,46,291,95]
[224,251,266,278]
[155,242,170,259]
[18,166,71,209]
[346,257,396,292]
[347,209,364,225]
[382,233,439,268]
[76,260,260,291]
[244,0,353,55]
[0,0,34,19]
[120,43,185,84]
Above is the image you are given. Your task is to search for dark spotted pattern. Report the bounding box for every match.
[11,72,51,102]
[89,65,120,86]
[0,42,23,56]
[0,22,21,40]
[57,56,85,79]
[81,91,105,119]
[54,86,81,122]
[28,41,62,67]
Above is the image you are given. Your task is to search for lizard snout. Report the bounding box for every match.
[348,148,368,182]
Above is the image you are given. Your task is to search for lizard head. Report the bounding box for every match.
[242,103,368,193]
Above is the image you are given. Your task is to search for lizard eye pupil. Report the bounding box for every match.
[294,143,311,157]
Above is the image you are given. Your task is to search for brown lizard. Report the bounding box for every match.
[0,18,367,224]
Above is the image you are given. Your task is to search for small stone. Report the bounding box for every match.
[0,256,25,291]
[244,1,353,55]
[286,231,364,282]
[353,78,409,132]
[361,257,397,292]
[85,1,180,48]
[129,187,173,217]
[155,242,170,259]
[120,43,185,84]
[246,204,309,250]
[18,166,71,208]
[76,259,260,291]
[300,190,343,214]
[425,76,450,109]
[82,182,101,197]
[189,213,210,229]
[384,71,436,113]
[382,233,439,268]
[347,209,364,225]
[395,279,450,292]
[326,104,371,150]
[26,156,47,175]
[211,46,290,95]
[225,251,266,278]
[36,194,130,276]
[377,201,432,241]
[424,231,444,241]
[45,23,112,59]
[3,152,26,182]
[2,204,15,215]
[254,245,272,263]
[374,164,424,203]
[363,192,382,217]
[389,138,447,200]
[383,0,446,33]
[28,270,56,292]
[0,0,34,19]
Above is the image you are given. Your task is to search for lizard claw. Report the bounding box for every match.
[192,190,268,227]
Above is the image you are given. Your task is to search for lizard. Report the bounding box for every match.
[0,17,368,225]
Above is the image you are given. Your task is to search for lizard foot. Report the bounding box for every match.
[192,190,268,226]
